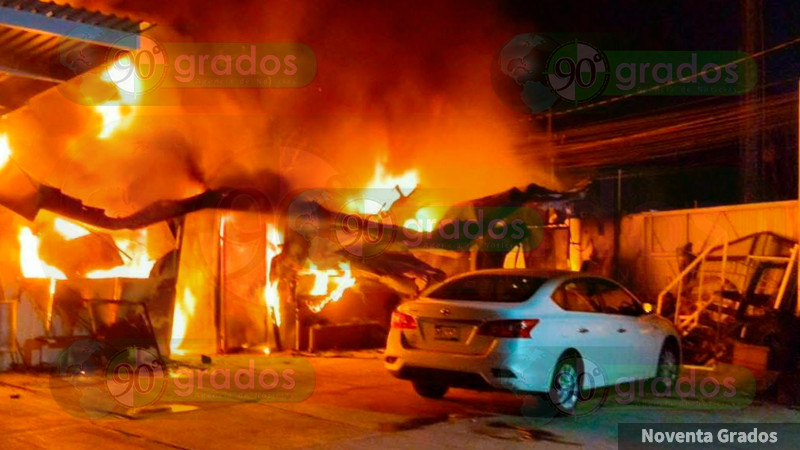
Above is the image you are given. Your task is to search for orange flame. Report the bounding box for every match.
[95,105,125,139]
[264,225,283,326]
[327,262,356,303]
[85,231,155,279]
[53,218,90,240]
[171,286,196,356]
[303,261,356,313]
[18,227,66,279]
[94,54,138,139]
[403,206,445,233]
[21,220,155,280]
[351,160,419,214]
[306,262,329,296]
[0,133,11,170]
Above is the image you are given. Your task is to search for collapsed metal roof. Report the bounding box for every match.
[0,0,147,115]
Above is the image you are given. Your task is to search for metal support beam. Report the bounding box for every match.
[0,63,66,83]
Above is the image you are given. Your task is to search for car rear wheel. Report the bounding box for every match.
[655,342,680,392]
[548,355,581,415]
[412,381,449,399]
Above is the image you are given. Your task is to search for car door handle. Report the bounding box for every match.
[617,328,627,333]
[578,328,589,334]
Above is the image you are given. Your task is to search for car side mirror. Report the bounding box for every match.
[642,302,654,314]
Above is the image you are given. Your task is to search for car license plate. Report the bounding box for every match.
[434,325,459,341]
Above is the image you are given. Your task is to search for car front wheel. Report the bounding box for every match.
[412,381,449,399]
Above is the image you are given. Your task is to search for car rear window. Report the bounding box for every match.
[426,274,547,302]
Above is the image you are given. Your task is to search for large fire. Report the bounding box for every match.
[6,35,468,357]
[52,218,156,279]
[0,0,569,366]
[13,147,427,356]
[293,160,415,313]
[17,214,157,325]
[350,160,448,235]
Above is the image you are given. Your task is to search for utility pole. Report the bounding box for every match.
[741,0,765,202]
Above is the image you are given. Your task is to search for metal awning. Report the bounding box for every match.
[0,0,148,115]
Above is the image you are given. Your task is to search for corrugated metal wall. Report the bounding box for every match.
[619,200,797,300]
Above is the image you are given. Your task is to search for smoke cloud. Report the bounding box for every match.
[6,0,556,218]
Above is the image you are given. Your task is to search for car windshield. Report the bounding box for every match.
[426,274,547,302]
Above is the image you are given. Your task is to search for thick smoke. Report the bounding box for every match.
[8,0,556,217]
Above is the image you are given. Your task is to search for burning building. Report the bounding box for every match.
[0,0,592,369]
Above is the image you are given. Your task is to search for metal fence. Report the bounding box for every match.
[619,200,798,300]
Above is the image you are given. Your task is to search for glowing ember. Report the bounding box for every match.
[0,133,11,170]
[264,225,283,326]
[18,227,66,279]
[303,261,356,313]
[85,231,155,279]
[171,287,196,356]
[53,218,90,240]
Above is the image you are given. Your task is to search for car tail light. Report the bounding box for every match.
[478,319,539,338]
[391,311,417,329]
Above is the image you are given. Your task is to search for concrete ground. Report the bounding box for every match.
[1,351,799,449]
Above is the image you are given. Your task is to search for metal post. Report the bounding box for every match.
[774,244,797,310]
[216,216,226,354]
[716,235,729,367]
[0,300,18,369]
[741,0,765,202]
[168,217,186,356]
[674,277,683,325]
[295,304,301,352]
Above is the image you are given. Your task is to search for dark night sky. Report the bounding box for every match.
[498,0,800,211]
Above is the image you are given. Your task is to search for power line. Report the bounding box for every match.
[516,90,795,168]
[524,34,800,118]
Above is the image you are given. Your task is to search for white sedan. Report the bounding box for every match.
[384,269,681,414]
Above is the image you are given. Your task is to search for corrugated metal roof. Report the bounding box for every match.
[0,0,143,32]
[0,0,149,114]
